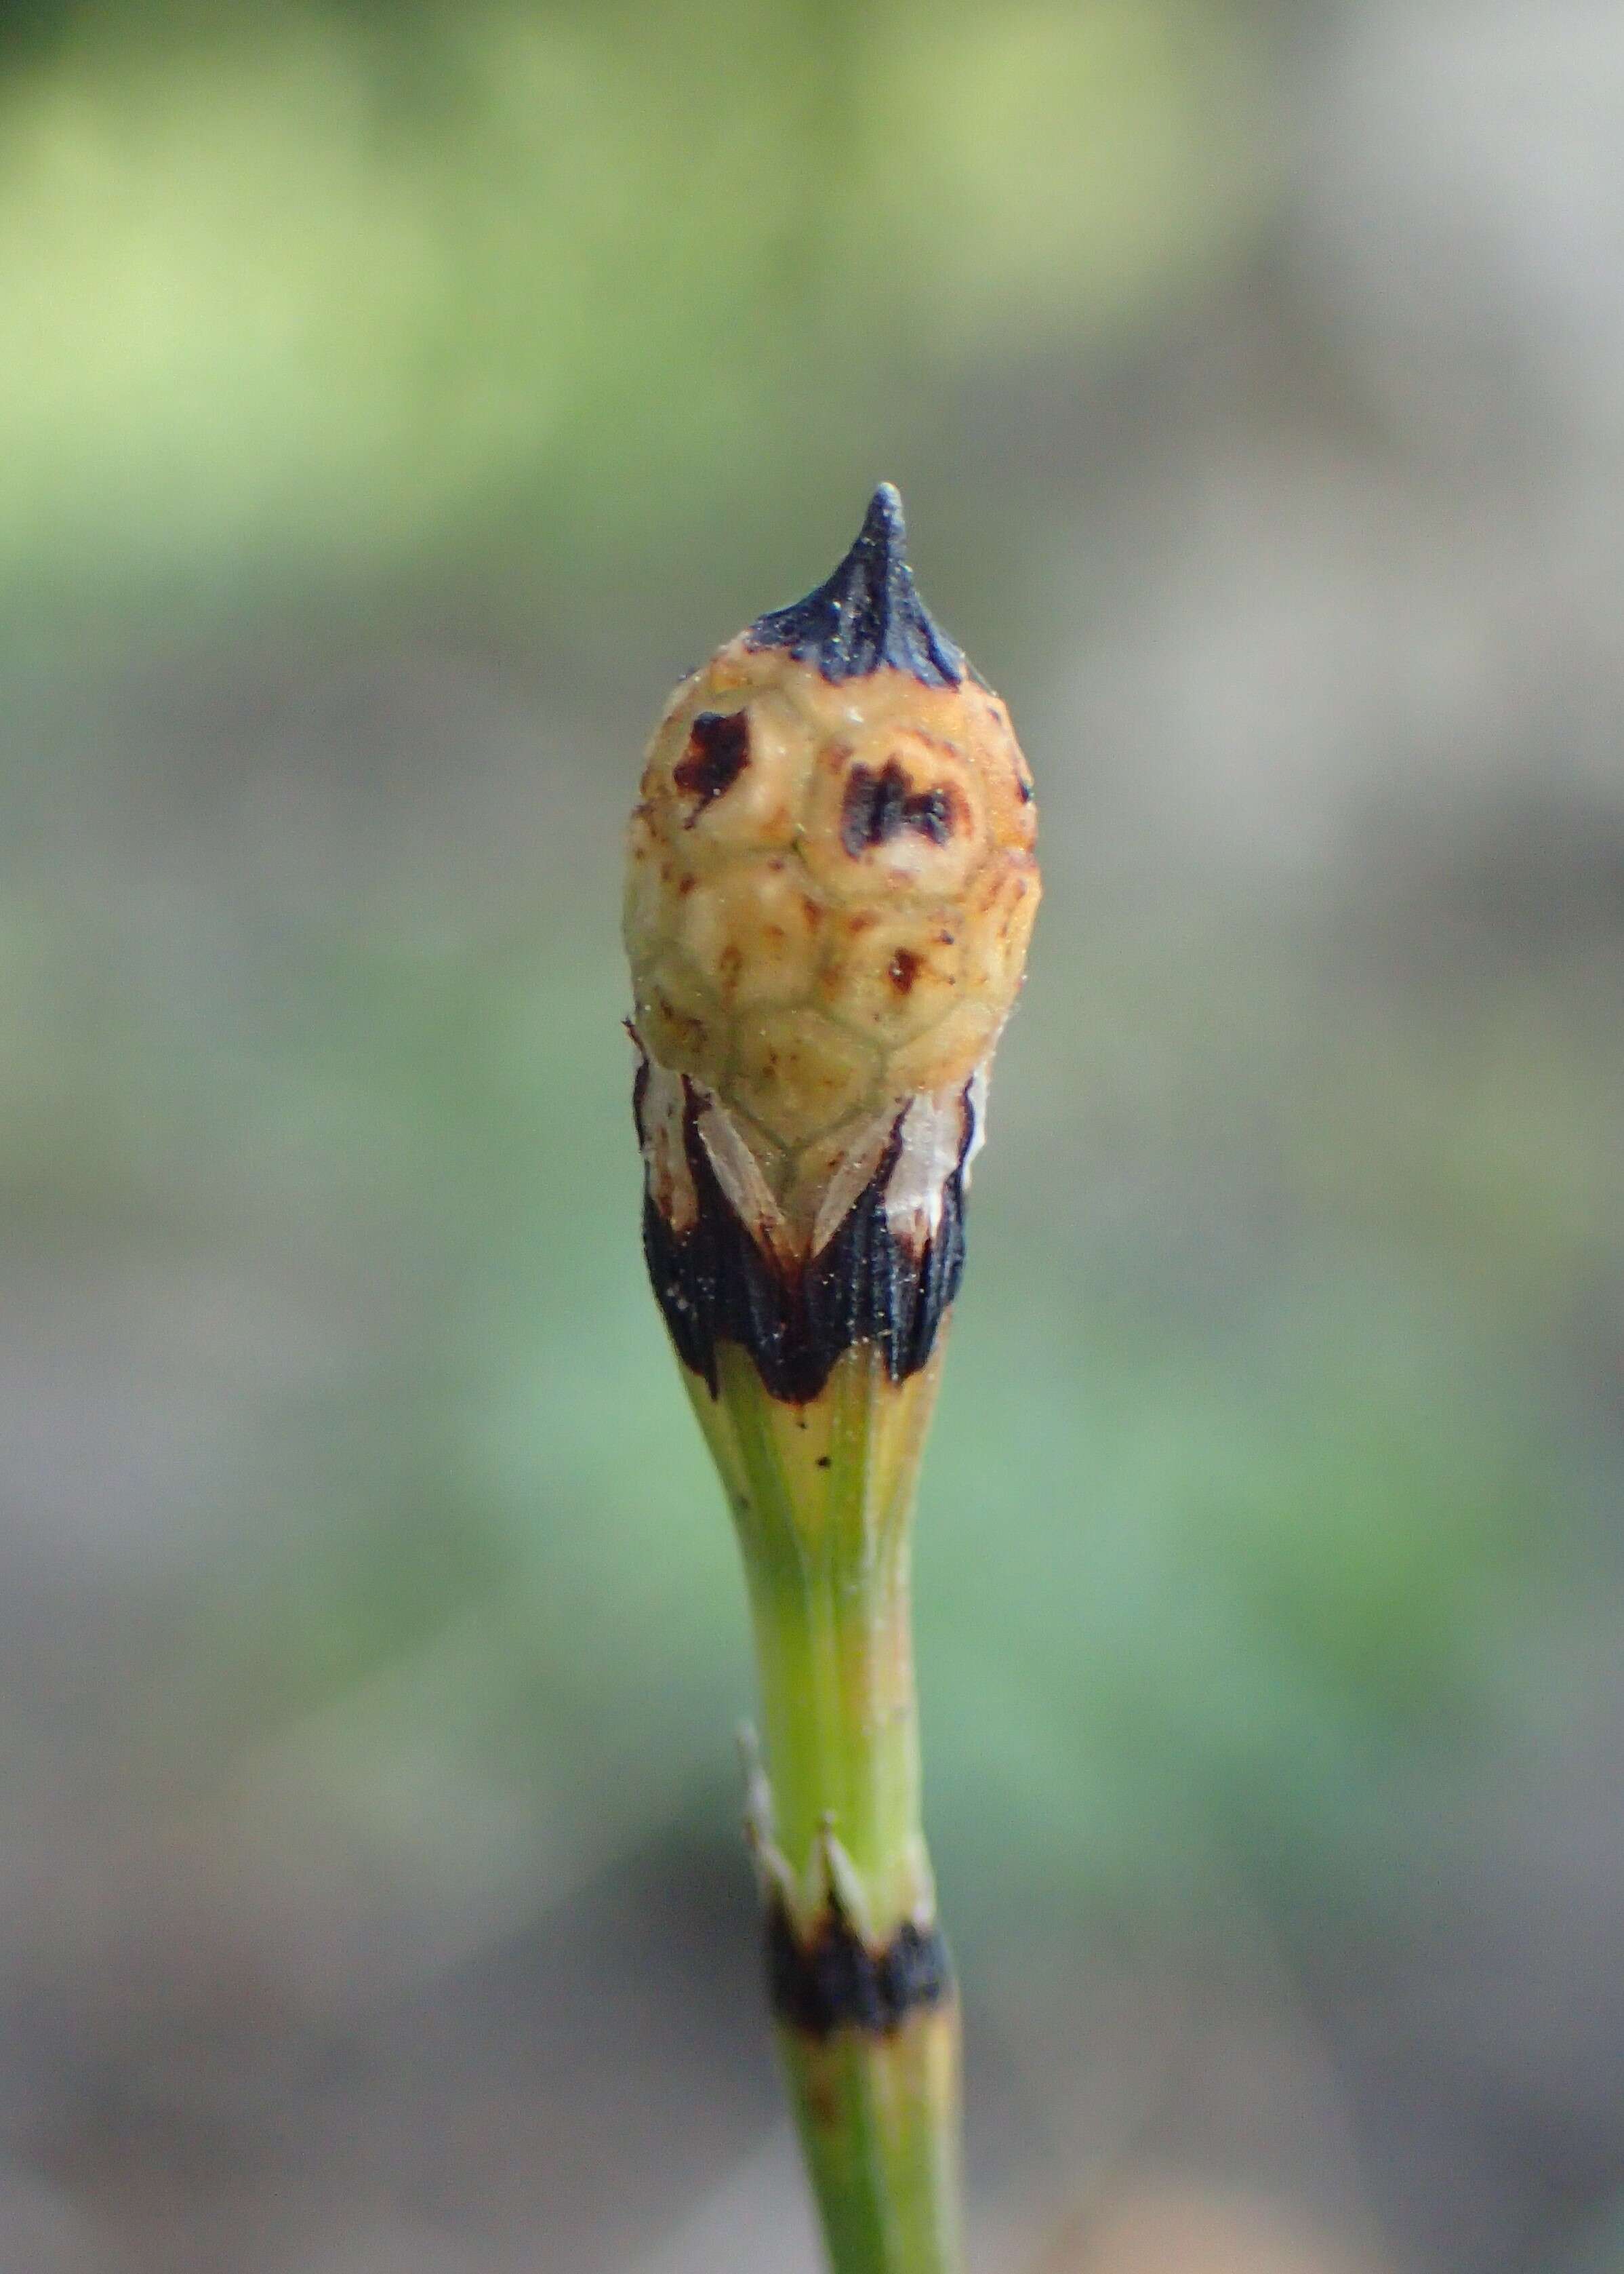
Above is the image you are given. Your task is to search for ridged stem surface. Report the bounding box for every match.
[683,1338,964,2274]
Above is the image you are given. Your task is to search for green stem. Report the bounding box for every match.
[683,1338,964,2274]
[779,2006,962,2274]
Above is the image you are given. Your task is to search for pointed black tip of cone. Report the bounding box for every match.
[746,483,967,686]
[864,479,908,552]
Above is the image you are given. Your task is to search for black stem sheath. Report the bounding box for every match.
[633,1064,970,1405]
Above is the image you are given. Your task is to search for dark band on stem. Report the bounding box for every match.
[767,1892,953,2039]
[634,1069,971,1405]
[746,483,966,688]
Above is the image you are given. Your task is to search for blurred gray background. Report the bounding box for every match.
[2,3,1622,2269]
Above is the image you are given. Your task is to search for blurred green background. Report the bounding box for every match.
[3,3,1622,2271]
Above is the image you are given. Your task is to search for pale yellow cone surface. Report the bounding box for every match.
[625,635,1040,1212]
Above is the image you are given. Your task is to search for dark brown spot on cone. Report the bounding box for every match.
[840,761,958,857]
[675,710,750,819]
[888,948,920,995]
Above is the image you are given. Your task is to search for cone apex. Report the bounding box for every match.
[746,483,966,686]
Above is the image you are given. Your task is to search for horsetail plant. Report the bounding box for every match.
[624,485,1039,2274]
